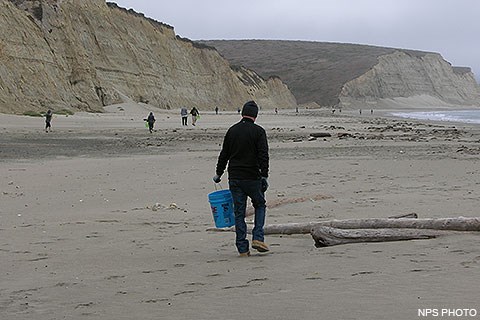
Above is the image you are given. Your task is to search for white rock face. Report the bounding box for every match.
[339,51,480,108]
[0,0,297,114]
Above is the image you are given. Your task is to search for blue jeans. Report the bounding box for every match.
[229,179,266,254]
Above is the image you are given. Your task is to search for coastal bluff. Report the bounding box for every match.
[0,0,297,114]
[203,40,480,109]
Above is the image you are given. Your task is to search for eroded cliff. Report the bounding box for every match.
[204,40,480,109]
[339,51,480,108]
[0,0,297,114]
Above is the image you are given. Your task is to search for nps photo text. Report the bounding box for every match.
[418,309,478,317]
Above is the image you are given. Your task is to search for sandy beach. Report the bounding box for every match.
[1,103,479,319]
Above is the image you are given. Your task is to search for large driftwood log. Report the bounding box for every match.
[311,226,447,247]
[263,217,480,235]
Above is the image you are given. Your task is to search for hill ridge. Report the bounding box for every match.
[202,40,480,108]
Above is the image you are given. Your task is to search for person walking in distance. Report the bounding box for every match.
[45,109,53,133]
[181,107,188,126]
[190,107,199,126]
[213,101,270,257]
[146,112,156,133]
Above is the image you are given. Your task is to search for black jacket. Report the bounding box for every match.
[147,114,155,124]
[216,118,269,180]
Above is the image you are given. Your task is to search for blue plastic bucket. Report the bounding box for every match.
[208,189,235,228]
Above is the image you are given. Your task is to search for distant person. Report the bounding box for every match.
[296,106,298,113]
[145,112,156,133]
[371,109,374,115]
[181,107,188,126]
[215,106,219,115]
[359,109,362,115]
[275,107,278,114]
[213,100,270,257]
[237,107,241,114]
[45,109,53,133]
[190,107,199,126]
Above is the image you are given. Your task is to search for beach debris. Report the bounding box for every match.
[311,226,444,247]
[151,202,183,211]
[310,132,332,138]
[456,145,480,154]
[328,125,345,130]
[337,132,353,139]
[208,216,480,247]
[388,212,418,219]
[265,216,480,247]
[151,203,162,211]
[262,217,480,235]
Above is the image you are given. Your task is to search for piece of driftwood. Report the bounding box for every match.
[263,217,480,235]
[310,132,332,138]
[246,194,332,217]
[311,226,446,247]
[388,213,418,219]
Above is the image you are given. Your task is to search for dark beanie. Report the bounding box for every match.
[241,100,258,118]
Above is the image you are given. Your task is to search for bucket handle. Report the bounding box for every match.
[213,182,223,190]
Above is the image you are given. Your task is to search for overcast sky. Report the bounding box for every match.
[113,0,480,81]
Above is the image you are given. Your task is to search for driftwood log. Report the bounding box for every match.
[206,215,479,247]
[263,217,480,235]
[311,226,448,247]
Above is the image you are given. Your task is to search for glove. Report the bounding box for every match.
[213,174,222,183]
[261,177,269,192]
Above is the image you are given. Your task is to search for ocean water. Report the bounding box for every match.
[391,109,480,125]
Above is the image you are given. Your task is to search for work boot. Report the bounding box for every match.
[252,240,269,252]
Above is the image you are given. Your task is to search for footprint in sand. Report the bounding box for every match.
[28,253,49,262]
[104,275,126,280]
[246,277,268,284]
[141,269,167,274]
[143,298,169,303]
[351,271,376,276]
[173,290,197,296]
[74,302,94,309]
[85,232,101,238]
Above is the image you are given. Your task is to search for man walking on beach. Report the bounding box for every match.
[45,109,53,133]
[213,101,270,257]
[181,107,188,126]
[146,112,155,133]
